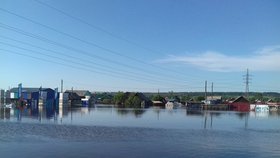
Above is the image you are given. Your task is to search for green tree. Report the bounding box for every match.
[255,93,263,101]
[152,95,164,101]
[196,96,205,102]
[168,91,174,99]
[181,95,191,103]
[113,91,126,105]
[124,95,141,108]
[174,96,180,102]
[274,97,280,102]
[249,96,256,103]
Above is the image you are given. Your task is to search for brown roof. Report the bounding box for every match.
[65,90,91,97]
[232,96,249,103]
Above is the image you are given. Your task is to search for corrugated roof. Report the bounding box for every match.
[232,96,249,103]
[65,90,91,97]
[10,87,53,93]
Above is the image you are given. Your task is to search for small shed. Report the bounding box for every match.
[229,96,250,112]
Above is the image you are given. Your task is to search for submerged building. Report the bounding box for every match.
[9,87,57,107]
[229,96,250,112]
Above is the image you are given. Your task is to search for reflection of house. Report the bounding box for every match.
[229,96,250,112]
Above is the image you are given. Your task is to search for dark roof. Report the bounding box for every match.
[232,96,249,103]
[67,92,81,100]
[124,92,151,102]
[135,92,151,102]
[10,87,53,93]
[65,90,91,97]
[207,96,222,100]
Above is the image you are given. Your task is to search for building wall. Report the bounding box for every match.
[0,89,4,105]
[231,102,250,112]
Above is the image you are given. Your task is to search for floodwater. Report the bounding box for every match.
[1,104,280,158]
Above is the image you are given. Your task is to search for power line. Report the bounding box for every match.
[34,0,163,55]
[0,48,186,87]
[0,23,172,80]
[0,35,199,86]
[0,40,168,83]
[0,7,208,81]
[0,7,192,79]
[0,43,195,88]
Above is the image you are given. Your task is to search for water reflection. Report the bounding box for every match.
[116,108,146,118]
[1,104,280,130]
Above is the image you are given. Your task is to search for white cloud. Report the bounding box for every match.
[157,45,280,72]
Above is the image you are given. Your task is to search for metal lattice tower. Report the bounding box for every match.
[243,69,251,98]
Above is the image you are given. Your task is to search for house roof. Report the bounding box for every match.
[67,92,81,100]
[135,92,150,102]
[232,96,249,103]
[124,92,151,102]
[206,96,222,100]
[152,101,163,104]
[65,90,91,97]
[10,87,53,93]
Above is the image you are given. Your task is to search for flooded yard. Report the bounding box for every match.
[1,105,280,157]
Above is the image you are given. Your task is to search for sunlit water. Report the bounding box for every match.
[1,104,280,158]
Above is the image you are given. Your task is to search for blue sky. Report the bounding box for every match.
[0,0,279,92]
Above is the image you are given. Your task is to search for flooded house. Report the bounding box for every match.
[32,88,56,106]
[186,99,204,110]
[0,89,4,106]
[206,96,222,105]
[134,92,153,108]
[9,87,56,108]
[266,99,279,111]
[229,96,250,112]
[65,90,94,107]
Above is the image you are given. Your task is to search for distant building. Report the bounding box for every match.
[229,96,250,112]
[134,92,153,108]
[65,90,94,107]
[122,92,152,108]
[0,89,4,105]
[5,90,11,104]
[266,99,279,111]
[9,87,56,106]
[206,96,222,105]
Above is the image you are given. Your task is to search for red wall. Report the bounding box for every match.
[231,102,250,112]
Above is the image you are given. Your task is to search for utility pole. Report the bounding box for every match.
[211,82,213,99]
[61,79,63,93]
[205,80,208,110]
[205,80,207,101]
[243,69,251,98]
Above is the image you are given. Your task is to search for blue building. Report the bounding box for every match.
[9,87,57,107]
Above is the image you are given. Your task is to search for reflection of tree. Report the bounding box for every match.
[116,108,146,117]
[133,109,145,117]
[186,110,204,116]
[209,112,222,117]
[117,109,130,115]
[236,112,248,119]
